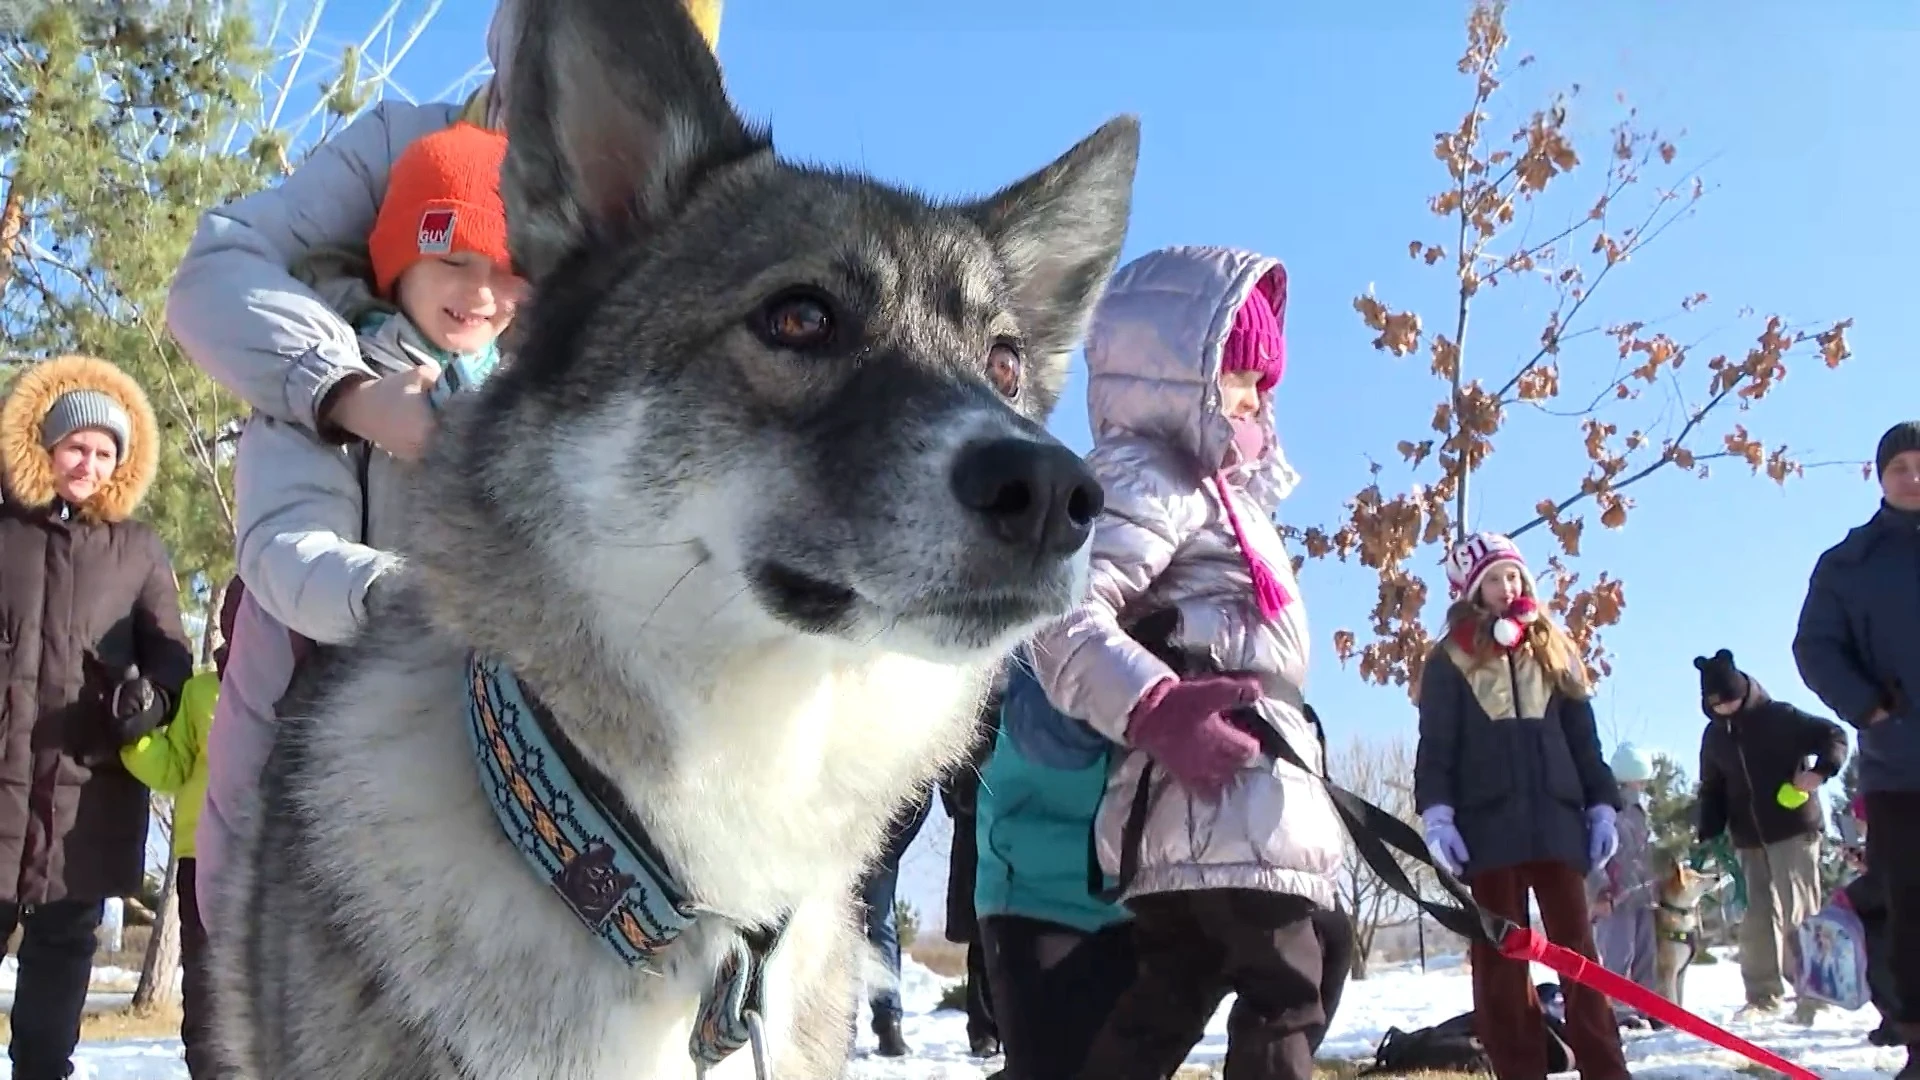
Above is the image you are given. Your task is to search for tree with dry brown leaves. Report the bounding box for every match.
[1327,733,1429,979]
[1292,0,1854,695]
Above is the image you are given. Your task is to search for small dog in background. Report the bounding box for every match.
[1653,859,1724,1009]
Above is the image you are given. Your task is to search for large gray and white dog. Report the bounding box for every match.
[215,0,1138,1077]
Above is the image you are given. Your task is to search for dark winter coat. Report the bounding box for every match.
[1794,505,1920,794]
[941,686,1001,944]
[1695,678,1847,850]
[0,356,193,905]
[1414,637,1620,881]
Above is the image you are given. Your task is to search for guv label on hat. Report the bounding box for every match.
[417,209,457,255]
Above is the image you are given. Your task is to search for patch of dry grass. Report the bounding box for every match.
[906,939,968,978]
[0,1002,183,1044]
[1172,1064,1484,1080]
[94,922,154,974]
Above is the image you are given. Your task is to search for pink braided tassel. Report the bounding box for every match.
[1213,472,1291,621]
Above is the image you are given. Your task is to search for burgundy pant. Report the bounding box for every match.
[1469,862,1628,1080]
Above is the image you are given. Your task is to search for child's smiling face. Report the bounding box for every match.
[1218,368,1264,421]
[1476,562,1527,612]
[396,251,525,354]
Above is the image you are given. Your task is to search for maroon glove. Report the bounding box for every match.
[1125,675,1264,800]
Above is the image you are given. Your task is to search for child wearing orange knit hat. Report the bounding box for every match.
[364,122,520,362]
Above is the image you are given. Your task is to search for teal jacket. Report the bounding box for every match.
[974,724,1131,933]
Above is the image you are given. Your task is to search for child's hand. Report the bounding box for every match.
[1591,894,1613,920]
[327,363,443,461]
[1421,805,1470,876]
[1124,675,1262,800]
[1587,805,1619,870]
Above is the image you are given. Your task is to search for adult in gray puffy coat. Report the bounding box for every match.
[163,0,725,934]
[1030,245,1342,1080]
[1794,420,1920,1076]
[162,0,722,454]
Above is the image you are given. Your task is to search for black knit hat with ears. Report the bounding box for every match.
[1694,649,1748,707]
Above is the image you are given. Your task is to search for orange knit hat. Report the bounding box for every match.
[368,123,511,298]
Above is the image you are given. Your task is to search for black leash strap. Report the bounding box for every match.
[1263,708,1512,947]
[1093,611,1515,949]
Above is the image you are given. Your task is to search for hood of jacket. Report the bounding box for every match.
[1085,245,1299,501]
[0,354,159,523]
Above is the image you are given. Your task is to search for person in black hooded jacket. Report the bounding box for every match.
[1693,648,1848,1017]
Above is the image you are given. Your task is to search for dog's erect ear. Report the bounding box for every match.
[965,117,1140,399]
[1693,656,1709,671]
[1715,648,1734,663]
[500,0,770,282]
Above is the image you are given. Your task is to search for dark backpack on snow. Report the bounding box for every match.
[1359,997,1573,1076]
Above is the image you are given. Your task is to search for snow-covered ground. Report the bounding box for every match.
[0,956,143,994]
[34,951,1911,1078]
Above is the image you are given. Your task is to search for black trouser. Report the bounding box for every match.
[980,915,1136,1080]
[178,858,227,1080]
[1074,889,1325,1080]
[964,936,997,1043]
[0,897,104,1080]
[1845,867,1901,1029]
[1309,907,1354,1052]
[1866,791,1920,1030]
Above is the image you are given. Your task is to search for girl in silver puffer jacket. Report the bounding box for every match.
[1030,245,1343,1080]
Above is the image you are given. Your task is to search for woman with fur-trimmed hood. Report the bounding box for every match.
[1414,533,1628,1080]
[0,354,192,1080]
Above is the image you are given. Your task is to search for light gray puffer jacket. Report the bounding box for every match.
[163,100,462,433]
[1030,246,1342,907]
[197,308,430,933]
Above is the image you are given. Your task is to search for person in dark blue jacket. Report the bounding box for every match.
[1794,420,1920,1076]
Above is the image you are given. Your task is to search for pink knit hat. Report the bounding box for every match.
[1221,267,1287,392]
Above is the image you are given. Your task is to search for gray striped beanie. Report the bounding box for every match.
[39,389,131,456]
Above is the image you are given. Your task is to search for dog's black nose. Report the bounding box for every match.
[951,438,1104,557]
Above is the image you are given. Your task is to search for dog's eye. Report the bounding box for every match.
[986,341,1023,401]
[761,291,837,351]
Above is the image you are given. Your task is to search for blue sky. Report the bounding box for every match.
[304,0,1916,780]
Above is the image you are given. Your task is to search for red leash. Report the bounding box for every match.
[1216,703,1825,1078]
[1500,928,1822,1080]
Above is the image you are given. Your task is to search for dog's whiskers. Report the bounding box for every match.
[604,537,704,552]
[698,586,751,628]
[638,555,711,635]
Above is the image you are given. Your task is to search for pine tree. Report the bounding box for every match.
[1830,755,1862,836]
[1818,756,1863,892]
[1645,751,1699,865]
[0,0,281,1012]
[1,2,282,622]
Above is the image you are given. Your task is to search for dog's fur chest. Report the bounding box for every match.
[256,631,956,1080]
